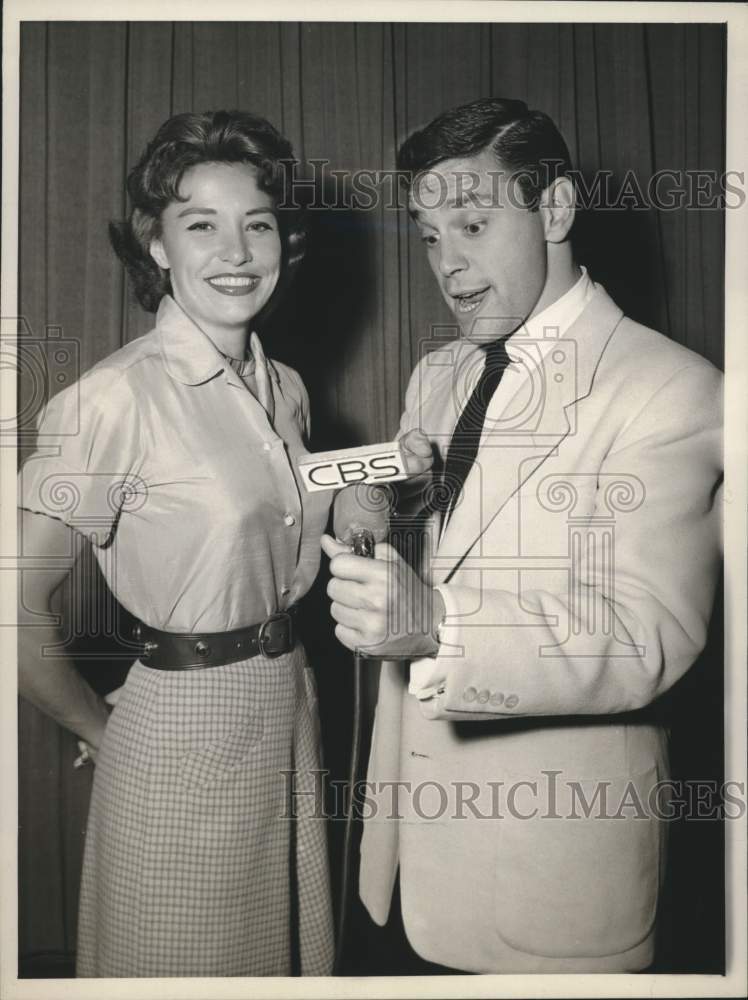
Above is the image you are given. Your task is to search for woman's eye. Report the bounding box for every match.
[187,221,214,232]
[420,233,439,247]
[465,220,486,235]
[248,221,274,233]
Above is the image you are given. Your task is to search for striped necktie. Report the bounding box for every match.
[441,336,512,526]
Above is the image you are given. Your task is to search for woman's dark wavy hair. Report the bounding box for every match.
[397,97,573,210]
[109,110,305,313]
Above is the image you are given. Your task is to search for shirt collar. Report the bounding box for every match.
[157,296,226,385]
[156,295,279,388]
[509,266,596,355]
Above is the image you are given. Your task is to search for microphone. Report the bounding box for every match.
[332,482,391,555]
[329,481,392,974]
[315,439,430,971]
[300,435,432,551]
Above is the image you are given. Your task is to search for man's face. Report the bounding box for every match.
[409,149,549,342]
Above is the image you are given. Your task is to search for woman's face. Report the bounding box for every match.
[150,161,282,344]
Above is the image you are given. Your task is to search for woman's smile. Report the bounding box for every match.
[205,273,262,295]
[150,161,282,352]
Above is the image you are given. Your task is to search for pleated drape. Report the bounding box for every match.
[17,20,725,967]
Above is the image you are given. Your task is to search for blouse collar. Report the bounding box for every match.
[156,295,279,389]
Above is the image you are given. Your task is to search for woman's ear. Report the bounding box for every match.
[149,238,169,270]
[539,177,576,243]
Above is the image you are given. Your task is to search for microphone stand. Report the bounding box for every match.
[333,527,376,976]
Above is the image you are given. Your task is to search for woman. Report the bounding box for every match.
[18,110,334,977]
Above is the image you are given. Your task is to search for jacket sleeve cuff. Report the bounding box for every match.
[407,583,454,700]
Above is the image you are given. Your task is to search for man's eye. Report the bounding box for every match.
[465,221,486,235]
[187,221,214,232]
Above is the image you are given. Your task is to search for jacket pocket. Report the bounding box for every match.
[493,768,660,958]
[178,713,264,790]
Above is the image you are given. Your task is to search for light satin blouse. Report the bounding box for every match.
[19,295,331,633]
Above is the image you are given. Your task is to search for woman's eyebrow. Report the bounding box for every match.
[176,206,277,218]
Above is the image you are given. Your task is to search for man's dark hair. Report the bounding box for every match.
[109,110,305,312]
[397,97,573,210]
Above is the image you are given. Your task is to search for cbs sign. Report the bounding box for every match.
[298,442,408,493]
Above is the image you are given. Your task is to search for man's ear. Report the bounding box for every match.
[539,177,575,244]
[150,238,169,270]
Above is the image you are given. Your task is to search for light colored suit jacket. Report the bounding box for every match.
[359,285,722,972]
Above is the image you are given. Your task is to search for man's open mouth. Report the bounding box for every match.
[452,288,489,314]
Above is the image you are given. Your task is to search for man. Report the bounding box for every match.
[321,98,722,973]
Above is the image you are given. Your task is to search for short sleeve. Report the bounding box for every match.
[18,364,142,547]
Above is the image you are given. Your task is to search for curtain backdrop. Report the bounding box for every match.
[17,20,725,973]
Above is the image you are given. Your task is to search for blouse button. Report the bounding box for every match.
[281,586,291,597]
[263,442,272,452]
[284,514,296,527]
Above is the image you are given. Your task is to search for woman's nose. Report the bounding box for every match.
[220,233,253,265]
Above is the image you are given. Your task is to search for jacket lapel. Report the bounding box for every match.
[433,287,624,584]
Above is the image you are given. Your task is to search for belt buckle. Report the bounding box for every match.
[258,612,293,658]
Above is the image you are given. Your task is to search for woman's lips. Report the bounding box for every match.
[205,274,261,296]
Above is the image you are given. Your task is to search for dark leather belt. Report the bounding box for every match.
[132,609,297,670]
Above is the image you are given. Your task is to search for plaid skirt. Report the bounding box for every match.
[76,643,333,977]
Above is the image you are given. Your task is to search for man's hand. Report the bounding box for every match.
[399,429,434,478]
[321,534,444,658]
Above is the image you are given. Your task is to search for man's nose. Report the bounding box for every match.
[437,240,467,277]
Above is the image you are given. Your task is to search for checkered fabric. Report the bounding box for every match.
[76,644,333,977]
